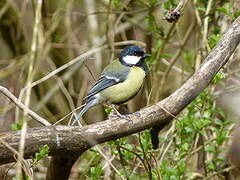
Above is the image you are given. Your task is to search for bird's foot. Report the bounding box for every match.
[117,113,131,121]
[130,111,141,117]
[109,113,132,121]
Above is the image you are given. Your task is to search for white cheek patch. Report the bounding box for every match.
[123,55,141,65]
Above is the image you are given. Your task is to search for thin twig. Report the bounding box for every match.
[202,0,213,53]
[22,46,105,92]
[156,104,177,119]
[77,122,126,180]
[85,0,102,74]
[161,58,190,76]
[17,0,43,177]
[0,138,33,179]
[54,105,84,125]
[119,146,149,177]
[114,141,129,180]
[0,86,50,126]
[3,162,16,180]
[138,133,152,179]
[156,20,195,101]
[203,166,234,180]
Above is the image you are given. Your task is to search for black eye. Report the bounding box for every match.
[133,51,144,56]
[134,51,144,56]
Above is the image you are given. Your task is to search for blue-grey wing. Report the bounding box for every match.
[83,62,130,101]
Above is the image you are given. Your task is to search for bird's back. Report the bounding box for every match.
[102,60,131,76]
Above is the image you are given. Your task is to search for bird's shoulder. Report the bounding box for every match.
[102,60,131,76]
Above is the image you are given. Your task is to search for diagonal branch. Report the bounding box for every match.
[0,86,51,126]
[0,16,240,166]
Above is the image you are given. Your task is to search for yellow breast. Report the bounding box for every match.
[100,66,146,104]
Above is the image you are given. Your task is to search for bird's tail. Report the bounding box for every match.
[72,99,97,126]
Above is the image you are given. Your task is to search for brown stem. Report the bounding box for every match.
[46,155,79,180]
[0,86,51,126]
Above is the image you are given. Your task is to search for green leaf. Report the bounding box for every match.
[11,123,22,131]
[104,106,112,115]
[162,0,176,10]
[208,34,221,49]
[216,7,229,15]
[183,51,194,65]
[112,0,123,9]
[32,145,49,166]
[216,4,232,17]
[212,72,226,84]
[204,145,215,153]
[89,165,103,179]
[196,7,206,12]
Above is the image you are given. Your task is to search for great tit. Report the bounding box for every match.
[72,45,150,125]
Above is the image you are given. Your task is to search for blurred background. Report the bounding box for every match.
[1,0,240,179]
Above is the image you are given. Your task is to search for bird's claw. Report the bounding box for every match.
[109,111,140,121]
[109,114,132,121]
[130,112,141,117]
[118,114,132,121]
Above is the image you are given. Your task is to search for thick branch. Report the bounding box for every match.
[0,17,240,165]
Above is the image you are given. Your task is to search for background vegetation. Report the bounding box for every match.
[0,0,240,179]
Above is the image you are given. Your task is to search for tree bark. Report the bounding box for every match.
[0,16,240,179]
[46,155,79,180]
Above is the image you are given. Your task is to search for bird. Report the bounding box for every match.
[72,45,150,125]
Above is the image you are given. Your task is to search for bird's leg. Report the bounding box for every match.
[105,103,131,121]
[112,106,131,121]
[120,105,141,117]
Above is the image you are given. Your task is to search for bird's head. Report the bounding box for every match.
[119,45,150,66]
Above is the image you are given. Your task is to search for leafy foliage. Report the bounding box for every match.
[31,145,50,166]
[11,123,22,131]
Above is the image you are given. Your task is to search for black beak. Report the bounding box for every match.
[143,53,151,58]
